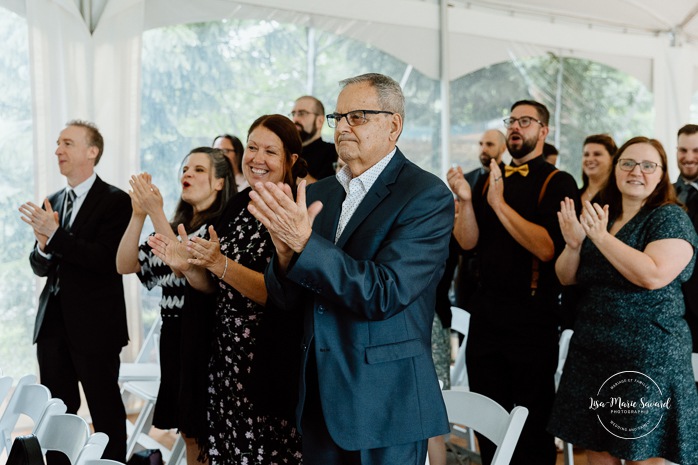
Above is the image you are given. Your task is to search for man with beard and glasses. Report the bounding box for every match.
[675,124,698,355]
[290,95,338,183]
[447,100,579,465]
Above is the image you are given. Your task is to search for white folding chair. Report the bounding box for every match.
[75,432,110,465]
[0,375,13,409]
[119,316,162,383]
[82,460,125,465]
[34,413,91,464]
[0,375,65,455]
[555,329,575,465]
[122,381,184,465]
[449,306,471,390]
[448,306,476,450]
[442,388,528,465]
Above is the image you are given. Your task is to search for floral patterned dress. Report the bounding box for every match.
[207,190,302,465]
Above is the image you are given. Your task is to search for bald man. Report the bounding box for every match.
[464,129,507,187]
[454,129,507,308]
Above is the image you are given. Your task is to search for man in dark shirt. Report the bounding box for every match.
[675,124,698,352]
[448,100,579,465]
[290,95,338,183]
[455,129,507,308]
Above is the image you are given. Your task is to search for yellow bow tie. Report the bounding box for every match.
[504,164,529,177]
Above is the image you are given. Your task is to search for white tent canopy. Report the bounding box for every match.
[3,0,698,192]
[3,0,698,349]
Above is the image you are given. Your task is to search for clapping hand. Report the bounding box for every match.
[148,224,194,273]
[19,198,60,250]
[557,197,586,250]
[129,173,164,217]
[447,166,471,202]
[186,225,224,272]
[579,200,609,243]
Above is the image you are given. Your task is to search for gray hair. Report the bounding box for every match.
[339,73,405,121]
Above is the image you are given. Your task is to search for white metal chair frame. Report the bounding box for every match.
[555,329,575,465]
[122,380,184,465]
[119,316,162,383]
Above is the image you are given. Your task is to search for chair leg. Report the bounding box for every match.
[563,441,574,465]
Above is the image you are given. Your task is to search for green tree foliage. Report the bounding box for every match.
[0,7,36,379]
[450,55,653,182]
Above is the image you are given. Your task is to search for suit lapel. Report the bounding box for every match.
[335,150,406,248]
[69,176,105,233]
[311,181,344,241]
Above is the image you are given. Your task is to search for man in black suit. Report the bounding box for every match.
[675,124,698,353]
[19,120,131,462]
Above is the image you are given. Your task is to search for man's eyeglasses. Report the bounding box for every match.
[289,110,317,118]
[618,159,663,174]
[326,110,394,128]
[502,116,545,128]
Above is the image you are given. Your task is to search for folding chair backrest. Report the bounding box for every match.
[34,413,91,464]
[450,306,471,388]
[75,432,109,465]
[0,375,50,454]
[0,375,13,409]
[442,388,528,465]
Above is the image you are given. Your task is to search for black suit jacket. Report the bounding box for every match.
[675,179,698,350]
[30,175,132,353]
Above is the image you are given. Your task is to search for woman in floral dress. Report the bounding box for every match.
[149,115,307,465]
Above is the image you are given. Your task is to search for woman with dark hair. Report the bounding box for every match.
[549,137,698,464]
[149,115,307,464]
[116,147,236,465]
[580,134,617,202]
[213,134,248,191]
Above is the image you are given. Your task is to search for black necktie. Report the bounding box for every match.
[63,190,76,230]
[50,190,76,295]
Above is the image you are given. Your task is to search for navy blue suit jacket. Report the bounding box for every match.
[265,149,453,450]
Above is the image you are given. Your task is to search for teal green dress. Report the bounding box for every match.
[549,204,698,464]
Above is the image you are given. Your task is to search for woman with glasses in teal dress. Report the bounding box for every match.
[549,137,698,465]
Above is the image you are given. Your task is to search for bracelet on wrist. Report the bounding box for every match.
[219,256,229,280]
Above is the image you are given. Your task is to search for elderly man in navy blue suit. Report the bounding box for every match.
[248,73,453,465]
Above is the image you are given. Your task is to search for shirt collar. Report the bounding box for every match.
[336,148,397,194]
[68,172,97,198]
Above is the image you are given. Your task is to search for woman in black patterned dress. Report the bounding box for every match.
[149,115,307,465]
[550,137,698,465]
[117,147,235,465]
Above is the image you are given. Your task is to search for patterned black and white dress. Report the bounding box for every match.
[137,224,206,428]
[207,189,302,465]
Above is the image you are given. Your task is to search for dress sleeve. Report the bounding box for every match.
[645,204,698,282]
[136,233,159,290]
[645,204,698,246]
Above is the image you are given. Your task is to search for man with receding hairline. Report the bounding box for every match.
[251,73,452,465]
[19,120,131,463]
